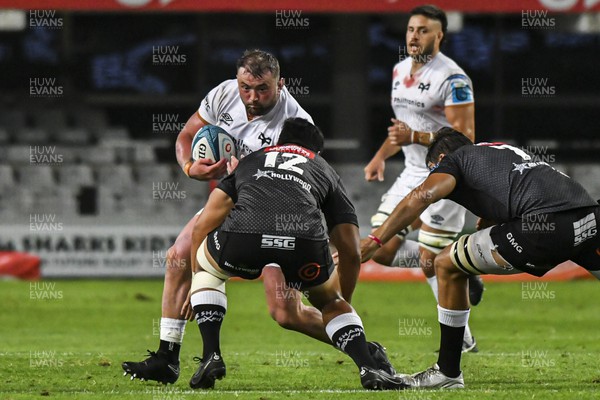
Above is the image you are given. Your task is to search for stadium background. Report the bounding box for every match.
[0,0,599,279]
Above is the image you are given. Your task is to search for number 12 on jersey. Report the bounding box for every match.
[264,152,308,175]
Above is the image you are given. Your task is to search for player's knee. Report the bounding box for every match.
[434,249,463,280]
[165,244,191,276]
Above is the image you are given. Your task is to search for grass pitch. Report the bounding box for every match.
[1,279,600,399]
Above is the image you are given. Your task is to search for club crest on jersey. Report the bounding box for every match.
[512,161,549,175]
[253,169,274,180]
[258,132,272,146]
[418,82,430,93]
[219,112,233,126]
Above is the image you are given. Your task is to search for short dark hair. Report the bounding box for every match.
[425,127,472,166]
[277,118,324,153]
[236,49,280,79]
[410,4,448,47]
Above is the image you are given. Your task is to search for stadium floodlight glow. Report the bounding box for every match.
[447,12,463,33]
[0,9,26,31]
[575,13,600,33]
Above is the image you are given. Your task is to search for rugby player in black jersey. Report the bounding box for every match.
[361,128,600,389]
[187,118,407,391]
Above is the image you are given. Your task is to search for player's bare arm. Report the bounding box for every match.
[175,112,227,180]
[328,223,361,303]
[387,99,475,149]
[388,117,442,147]
[361,172,456,262]
[445,103,475,142]
[364,138,402,181]
[190,188,234,273]
[387,118,415,147]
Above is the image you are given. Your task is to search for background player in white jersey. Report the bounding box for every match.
[123,49,393,384]
[363,5,480,352]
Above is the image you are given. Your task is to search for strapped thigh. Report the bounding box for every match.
[449,228,520,275]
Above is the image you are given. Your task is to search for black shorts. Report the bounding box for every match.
[490,206,600,276]
[206,228,335,289]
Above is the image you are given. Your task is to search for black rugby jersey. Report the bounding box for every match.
[217,144,358,240]
[431,143,597,222]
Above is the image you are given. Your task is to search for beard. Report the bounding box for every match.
[410,40,435,63]
[245,104,264,116]
[245,98,277,117]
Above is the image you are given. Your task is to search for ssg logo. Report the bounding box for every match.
[261,234,295,250]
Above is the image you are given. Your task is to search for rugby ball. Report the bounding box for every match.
[191,125,237,162]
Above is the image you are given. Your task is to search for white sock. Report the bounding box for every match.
[190,290,227,309]
[160,318,187,344]
[426,275,439,303]
[437,305,470,328]
[391,239,421,268]
[463,323,473,342]
[325,311,365,353]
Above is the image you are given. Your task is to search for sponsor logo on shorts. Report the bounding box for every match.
[573,213,597,246]
[475,244,487,263]
[213,231,220,250]
[430,214,444,225]
[223,260,259,275]
[506,232,523,253]
[261,234,296,250]
[298,263,321,281]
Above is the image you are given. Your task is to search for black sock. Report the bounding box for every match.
[332,325,377,369]
[193,304,226,360]
[158,340,180,364]
[437,323,464,378]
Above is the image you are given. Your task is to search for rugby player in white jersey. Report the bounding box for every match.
[122,49,394,384]
[364,5,481,352]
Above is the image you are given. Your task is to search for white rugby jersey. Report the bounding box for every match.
[391,52,474,175]
[198,79,313,157]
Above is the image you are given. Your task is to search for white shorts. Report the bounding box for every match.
[374,170,466,233]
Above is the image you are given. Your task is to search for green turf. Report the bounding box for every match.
[1,279,599,399]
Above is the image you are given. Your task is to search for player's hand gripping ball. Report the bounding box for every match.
[191,125,237,163]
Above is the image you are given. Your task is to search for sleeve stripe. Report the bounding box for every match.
[445,73,469,82]
[197,111,212,125]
